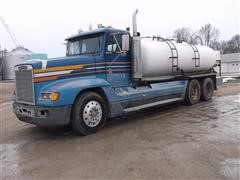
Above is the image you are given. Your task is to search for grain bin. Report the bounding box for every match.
[0,52,2,80]
[0,50,7,80]
[2,47,32,80]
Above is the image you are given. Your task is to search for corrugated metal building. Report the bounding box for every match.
[220,53,240,76]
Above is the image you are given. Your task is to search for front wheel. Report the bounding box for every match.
[185,79,201,105]
[71,92,107,135]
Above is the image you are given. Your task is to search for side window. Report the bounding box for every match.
[73,41,80,54]
[81,40,87,54]
[107,34,122,53]
[67,41,80,55]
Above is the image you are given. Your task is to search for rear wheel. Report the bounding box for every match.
[71,92,107,135]
[201,77,214,101]
[185,79,201,105]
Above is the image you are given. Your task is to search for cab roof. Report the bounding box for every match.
[65,28,127,41]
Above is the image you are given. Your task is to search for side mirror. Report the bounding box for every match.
[122,34,130,51]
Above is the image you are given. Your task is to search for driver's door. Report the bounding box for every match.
[105,33,130,87]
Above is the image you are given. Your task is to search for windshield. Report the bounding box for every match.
[67,35,103,56]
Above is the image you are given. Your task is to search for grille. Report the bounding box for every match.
[15,65,35,104]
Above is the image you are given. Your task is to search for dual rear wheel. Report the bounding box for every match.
[185,77,214,105]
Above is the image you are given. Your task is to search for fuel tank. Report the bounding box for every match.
[140,38,218,79]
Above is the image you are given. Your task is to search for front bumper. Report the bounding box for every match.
[13,102,72,127]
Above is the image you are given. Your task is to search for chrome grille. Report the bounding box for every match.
[15,65,35,104]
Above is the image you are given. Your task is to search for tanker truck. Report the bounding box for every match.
[12,10,220,135]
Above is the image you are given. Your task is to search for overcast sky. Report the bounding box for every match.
[0,0,239,57]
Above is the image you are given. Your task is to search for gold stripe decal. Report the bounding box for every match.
[33,64,84,73]
[34,75,58,82]
[33,62,131,74]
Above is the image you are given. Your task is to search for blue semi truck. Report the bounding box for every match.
[13,11,219,135]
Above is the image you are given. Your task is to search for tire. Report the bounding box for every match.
[185,79,201,105]
[201,77,214,101]
[71,92,107,135]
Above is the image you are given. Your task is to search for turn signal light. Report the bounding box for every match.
[41,92,60,101]
[49,92,60,101]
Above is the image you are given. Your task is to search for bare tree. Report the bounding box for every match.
[228,34,240,52]
[221,34,240,54]
[219,40,228,54]
[173,27,192,43]
[198,23,220,48]
[173,23,225,51]
[190,34,203,45]
[173,24,220,48]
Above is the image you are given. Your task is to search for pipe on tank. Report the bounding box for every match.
[132,9,138,36]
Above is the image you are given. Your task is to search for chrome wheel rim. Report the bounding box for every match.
[191,85,199,101]
[83,100,102,127]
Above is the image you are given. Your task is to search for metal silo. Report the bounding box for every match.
[0,52,2,80]
[0,50,7,80]
[2,47,32,80]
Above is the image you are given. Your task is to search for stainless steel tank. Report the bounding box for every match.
[2,47,32,80]
[131,9,219,82]
[139,38,218,80]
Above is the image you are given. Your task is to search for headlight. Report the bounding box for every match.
[41,92,60,101]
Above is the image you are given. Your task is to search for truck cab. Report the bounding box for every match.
[13,28,136,133]
[13,12,217,135]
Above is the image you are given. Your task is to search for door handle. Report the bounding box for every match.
[108,68,112,75]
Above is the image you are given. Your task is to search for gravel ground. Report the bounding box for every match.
[0,81,239,179]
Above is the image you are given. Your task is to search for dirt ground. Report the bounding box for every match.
[0,81,14,104]
[0,82,240,179]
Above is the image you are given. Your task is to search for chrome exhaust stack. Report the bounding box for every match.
[131,9,142,82]
[132,9,138,36]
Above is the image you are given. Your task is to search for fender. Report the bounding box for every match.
[36,77,111,106]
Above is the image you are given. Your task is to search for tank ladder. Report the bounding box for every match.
[188,43,200,67]
[164,40,179,74]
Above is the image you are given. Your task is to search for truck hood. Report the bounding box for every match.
[23,55,96,70]
[18,55,99,83]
